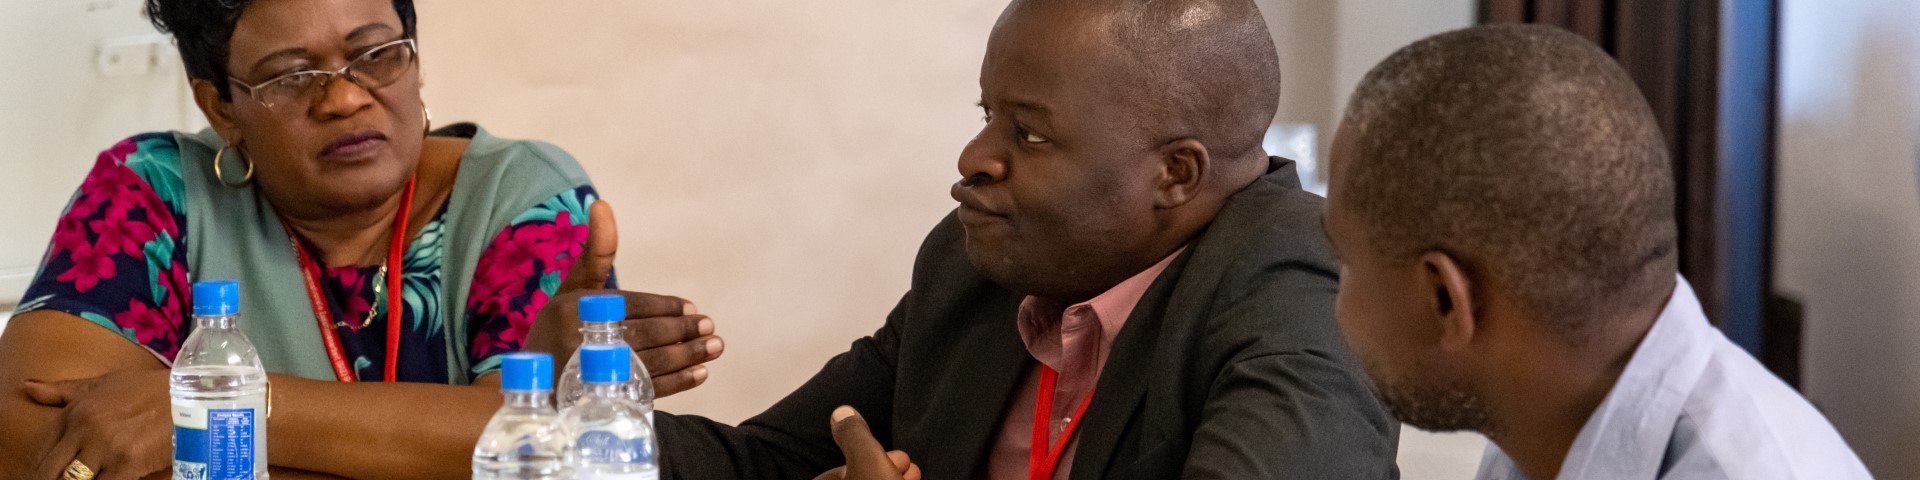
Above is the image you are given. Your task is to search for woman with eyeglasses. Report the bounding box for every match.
[0,0,723,478]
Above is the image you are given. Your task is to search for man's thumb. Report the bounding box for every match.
[830,406,894,475]
[560,200,619,292]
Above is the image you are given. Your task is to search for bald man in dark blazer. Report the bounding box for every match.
[644,0,1400,478]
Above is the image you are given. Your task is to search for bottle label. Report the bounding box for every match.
[577,431,656,462]
[173,406,257,480]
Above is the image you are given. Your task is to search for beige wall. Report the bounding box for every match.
[1329,0,1476,138]
[414,0,1004,424]
[1261,0,1339,159]
[1778,0,1920,477]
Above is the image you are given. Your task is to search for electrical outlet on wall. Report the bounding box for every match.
[96,34,168,77]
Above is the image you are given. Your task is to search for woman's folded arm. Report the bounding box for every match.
[0,310,506,479]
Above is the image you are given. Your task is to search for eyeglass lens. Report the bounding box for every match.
[254,41,415,109]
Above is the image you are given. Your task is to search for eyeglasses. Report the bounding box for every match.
[228,38,418,111]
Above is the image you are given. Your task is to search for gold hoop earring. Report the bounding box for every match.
[213,145,254,188]
[422,105,433,137]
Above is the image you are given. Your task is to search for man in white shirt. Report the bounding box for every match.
[1319,24,1871,479]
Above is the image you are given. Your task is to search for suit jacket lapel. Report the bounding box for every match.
[1068,250,1193,479]
[1068,159,1296,478]
[918,295,1032,478]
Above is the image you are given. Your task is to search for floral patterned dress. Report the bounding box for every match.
[14,131,602,383]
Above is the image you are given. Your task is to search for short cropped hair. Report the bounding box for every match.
[1338,24,1677,336]
[146,0,419,101]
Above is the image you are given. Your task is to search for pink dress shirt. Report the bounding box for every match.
[985,250,1183,480]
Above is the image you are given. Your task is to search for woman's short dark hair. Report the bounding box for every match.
[145,0,417,101]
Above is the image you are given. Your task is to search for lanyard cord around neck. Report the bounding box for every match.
[281,175,417,382]
[1029,365,1095,480]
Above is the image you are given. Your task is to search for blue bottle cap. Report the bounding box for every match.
[578,294,626,323]
[192,280,240,316]
[579,345,632,384]
[500,352,554,391]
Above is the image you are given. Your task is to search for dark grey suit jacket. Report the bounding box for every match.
[656,157,1400,479]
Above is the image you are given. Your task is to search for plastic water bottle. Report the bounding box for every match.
[171,280,269,480]
[472,352,574,479]
[561,345,659,479]
[556,295,655,422]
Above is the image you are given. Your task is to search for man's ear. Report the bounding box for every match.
[191,78,242,144]
[1153,138,1209,208]
[1420,251,1479,352]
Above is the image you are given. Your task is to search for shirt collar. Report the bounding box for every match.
[1480,274,1716,480]
[1016,248,1184,369]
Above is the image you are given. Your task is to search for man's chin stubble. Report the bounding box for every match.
[1380,380,1496,436]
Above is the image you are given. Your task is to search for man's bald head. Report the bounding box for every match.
[993,0,1281,161]
[1333,24,1677,337]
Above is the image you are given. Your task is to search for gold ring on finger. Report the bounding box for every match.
[61,459,96,480]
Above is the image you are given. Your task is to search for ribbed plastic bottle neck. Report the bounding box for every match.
[502,389,555,411]
[584,381,627,398]
[580,322,624,344]
[193,313,238,330]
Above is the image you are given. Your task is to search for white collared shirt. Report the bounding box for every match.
[1476,275,1871,480]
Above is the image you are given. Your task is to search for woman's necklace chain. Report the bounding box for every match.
[327,230,396,330]
[361,227,395,329]
[363,262,387,328]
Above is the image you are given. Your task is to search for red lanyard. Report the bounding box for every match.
[281,176,416,383]
[1029,365,1095,480]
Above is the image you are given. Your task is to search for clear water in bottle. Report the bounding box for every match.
[473,353,573,480]
[172,280,269,480]
[556,295,655,422]
[561,345,659,480]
